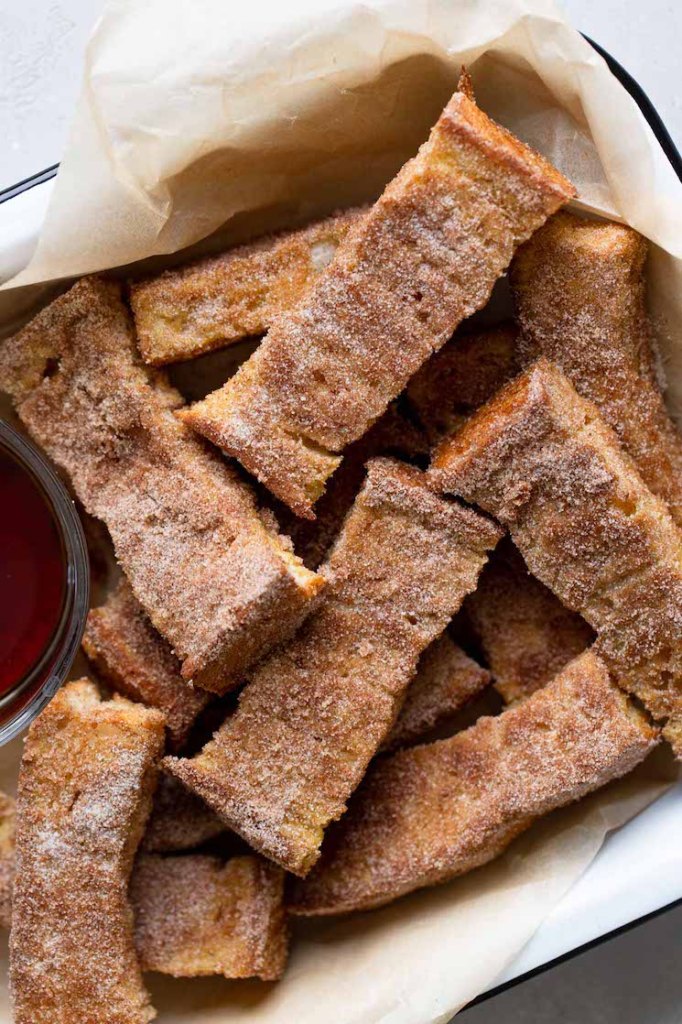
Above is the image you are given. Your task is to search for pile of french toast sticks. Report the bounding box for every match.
[0,70,680,1023]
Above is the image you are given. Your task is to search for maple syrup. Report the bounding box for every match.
[0,421,89,743]
[0,448,67,696]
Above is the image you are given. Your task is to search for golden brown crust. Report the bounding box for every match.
[466,540,593,703]
[142,775,225,853]
[432,359,682,746]
[179,86,574,516]
[130,207,366,365]
[131,854,287,980]
[10,679,165,1024]
[289,651,658,915]
[406,324,519,444]
[83,578,210,749]
[165,459,502,876]
[382,634,491,750]
[0,277,324,692]
[511,211,682,525]
[0,791,15,929]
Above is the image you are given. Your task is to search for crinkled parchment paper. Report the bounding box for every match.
[0,0,680,1020]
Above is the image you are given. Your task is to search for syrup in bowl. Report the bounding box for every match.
[0,421,89,743]
[0,448,67,694]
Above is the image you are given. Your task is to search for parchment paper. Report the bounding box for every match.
[0,0,681,1020]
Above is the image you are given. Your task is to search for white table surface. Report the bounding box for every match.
[1,1,681,1021]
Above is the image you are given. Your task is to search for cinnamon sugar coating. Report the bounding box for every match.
[0,792,15,929]
[142,775,225,854]
[407,324,519,444]
[130,207,366,365]
[383,634,491,750]
[180,82,574,516]
[467,540,593,703]
[0,277,323,692]
[409,327,587,707]
[511,211,682,525]
[10,680,165,1024]
[431,360,682,753]
[290,651,658,915]
[166,459,502,876]
[5,811,283,978]
[83,578,210,749]
[274,412,485,753]
[131,854,287,980]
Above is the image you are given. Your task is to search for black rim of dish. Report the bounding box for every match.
[0,32,679,1003]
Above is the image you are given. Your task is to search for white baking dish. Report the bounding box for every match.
[1,34,681,1010]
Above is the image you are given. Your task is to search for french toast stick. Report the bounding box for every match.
[130,207,366,365]
[0,277,323,693]
[141,656,488,844]
[0,792,15,929]
[410,328,589,707]
[382,634,491,750]
[83,578,210,749]
[406,324,519,444]
[3,818,283,977]
[5,843,285,981]
[276,409,482,749]
[290,651,658,915]
[10,680,165,1024]
[179,78,575,516]
[511,212,682,525]
[142,775,226,853]
[466,540,593,703]
[131,854,287,980]
[431,359,682,753]
[165,459,502,876]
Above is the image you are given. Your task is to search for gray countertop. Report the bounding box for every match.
[465,902,682,1023]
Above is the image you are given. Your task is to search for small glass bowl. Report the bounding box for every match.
[0,420,89,745]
